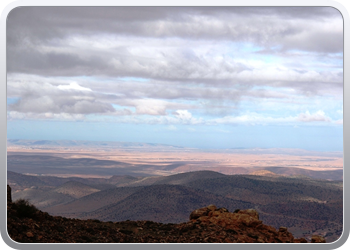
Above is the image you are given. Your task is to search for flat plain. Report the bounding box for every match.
[7,141,343,179]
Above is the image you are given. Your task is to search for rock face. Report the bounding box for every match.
[6,186,325,243]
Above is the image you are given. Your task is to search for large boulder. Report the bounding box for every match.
[189,204,222,220]
[237,209,259,220]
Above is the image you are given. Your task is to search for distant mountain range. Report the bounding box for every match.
[7,139,186,150]
[8,170,343,242]
[7,153,343,180]
[7,139,343,157]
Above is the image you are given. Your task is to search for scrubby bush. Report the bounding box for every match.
[13,199,38,218]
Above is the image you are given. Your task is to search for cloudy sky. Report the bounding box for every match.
[6,7,343,151]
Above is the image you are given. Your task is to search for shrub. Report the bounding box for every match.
[13,199,38,218]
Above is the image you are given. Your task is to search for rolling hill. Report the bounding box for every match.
[80,184,253,223]
[8,169,343,242]
[51,181,101,199]
[44,186,143,216]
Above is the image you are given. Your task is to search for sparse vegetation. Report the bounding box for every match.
[12,199,38,218]
[8,170,343,242]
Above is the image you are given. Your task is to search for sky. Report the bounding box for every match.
[6,7,343,151]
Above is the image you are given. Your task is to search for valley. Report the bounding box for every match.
[7,140,344,243]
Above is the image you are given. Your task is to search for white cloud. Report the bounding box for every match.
[334,119,343,125]
[133,99,167,116]
[57,82,92,92]
[175,110,192,120]
[210,110,340,126]
[7,77,115,115]
[7,111,86,121]
[212,113,295,125]
[297,110,331,122]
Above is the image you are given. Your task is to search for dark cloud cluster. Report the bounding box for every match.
[6,7,343,123]
[7,6,343,75]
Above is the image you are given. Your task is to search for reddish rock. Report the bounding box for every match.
[279,227,287,232]
[189,207,209,220]
[207,204,217,211]
[26,232,34,238]
[237,209,259,220]
[188,206,317,243]
[294,237,308,243]
[311,235,326,243]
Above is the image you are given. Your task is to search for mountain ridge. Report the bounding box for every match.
[7,185,326,243]
[8,170,343,242]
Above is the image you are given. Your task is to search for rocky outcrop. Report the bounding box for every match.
[189,205,308,243]
[6,186,325,243]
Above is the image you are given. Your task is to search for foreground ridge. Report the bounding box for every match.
[6,185,326,243]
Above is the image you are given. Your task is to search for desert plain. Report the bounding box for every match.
[7,141,343,179]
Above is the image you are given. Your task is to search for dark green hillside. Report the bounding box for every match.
[83,185,253,223]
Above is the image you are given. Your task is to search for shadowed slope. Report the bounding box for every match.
[151,170,226,185]
[44,186,143,216]
[82,185,253,223]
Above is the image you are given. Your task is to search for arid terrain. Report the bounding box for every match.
[7,140,343,243]
[7,139,343,179]
[8,186,328,243]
